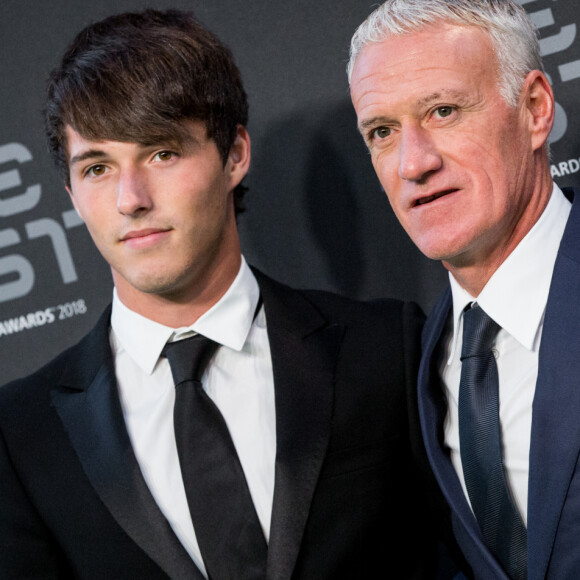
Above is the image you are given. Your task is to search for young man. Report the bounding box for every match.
[349,0,579,578]
[0,10,434,579]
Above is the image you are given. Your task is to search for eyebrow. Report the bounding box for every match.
[69,149,108,166]
[68,133,203,166]
[358,116,392,133]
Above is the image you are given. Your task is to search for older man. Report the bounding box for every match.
[349,1,579,578]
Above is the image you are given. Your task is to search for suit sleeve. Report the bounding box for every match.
[0,425,68,579]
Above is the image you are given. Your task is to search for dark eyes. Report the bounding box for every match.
[154,150,175,162]
[83,150,176,179]
[86,165,106,177]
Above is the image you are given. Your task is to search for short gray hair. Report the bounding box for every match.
[347,0,542,107]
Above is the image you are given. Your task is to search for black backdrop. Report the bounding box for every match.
[1,0,579,385]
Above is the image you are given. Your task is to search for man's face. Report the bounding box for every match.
[350,23,549,274]
[66,121,250,306]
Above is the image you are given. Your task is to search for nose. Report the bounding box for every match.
[398,126,442,182]
[116,168,152,216]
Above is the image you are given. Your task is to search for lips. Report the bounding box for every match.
[120,228,170,242]
[119,228,172,249]
[413,189,459,206]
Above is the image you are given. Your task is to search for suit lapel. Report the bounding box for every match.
[528,190,580,580]
[50,308,203,580]
[419,290,507,578]
[254,271,343,580]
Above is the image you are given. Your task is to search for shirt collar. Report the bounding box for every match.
[447,183,571,362]
[111,256,260,374]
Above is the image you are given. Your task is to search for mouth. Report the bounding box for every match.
[413,189,459,207]
[120,228,170,242]
[119,228,172,248]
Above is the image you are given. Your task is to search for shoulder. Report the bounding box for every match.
[300,287,424,332]
[0,306,112,411]
[301,290,425,392]
[253,267,424,340]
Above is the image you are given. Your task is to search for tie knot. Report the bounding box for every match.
[162,334,220,385]
[460,304,500,360]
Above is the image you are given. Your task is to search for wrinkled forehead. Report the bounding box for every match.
[350,23,497,111]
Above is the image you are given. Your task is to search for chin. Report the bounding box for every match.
[123,270,184,296]
[410,229,469,262]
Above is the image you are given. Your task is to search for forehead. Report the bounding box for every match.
[350,23,498,116]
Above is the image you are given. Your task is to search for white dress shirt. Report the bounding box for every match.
[441,184,571,524]
[110,257,276,577]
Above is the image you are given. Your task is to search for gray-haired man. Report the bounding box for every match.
[349,1,579,578]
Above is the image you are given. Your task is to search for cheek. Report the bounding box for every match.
[373,160,405,213]
[77,202,115,245]
[373,154,396,189]
[466,110,526,166]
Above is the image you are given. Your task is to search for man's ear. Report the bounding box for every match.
[227,125,251,190]
[65,184,84,222]
[523,70,555,152]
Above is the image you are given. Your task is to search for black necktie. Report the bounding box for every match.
[458,304,527,580]
[163,335,267,580]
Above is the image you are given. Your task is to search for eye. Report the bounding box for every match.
[434,106,455,118]
[86,164,107,177]
[153,150,176,162]
[372,126,391,140]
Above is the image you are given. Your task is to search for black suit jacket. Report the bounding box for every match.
[0,270,435,579]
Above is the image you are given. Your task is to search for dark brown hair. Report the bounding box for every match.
[45,9,249,213]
